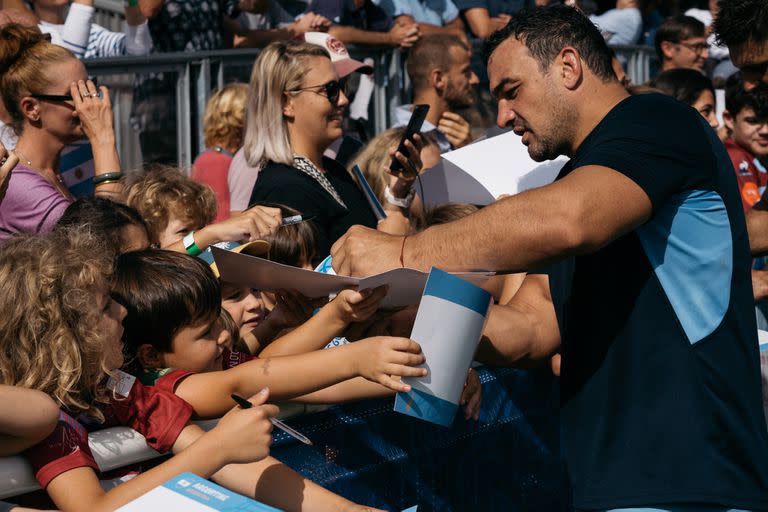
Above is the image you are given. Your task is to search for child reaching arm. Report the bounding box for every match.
[0,229,381,512]
[256,286,388,357]
[112,249,429,418]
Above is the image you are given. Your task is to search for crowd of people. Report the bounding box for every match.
[0,0,768,510]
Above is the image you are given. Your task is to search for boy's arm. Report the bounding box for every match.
[0,386,59,456]
[290,376,392,404]
[259,287,386,357]
[210,456,381,511]
[174,336,425,417]
[46,394,276,512]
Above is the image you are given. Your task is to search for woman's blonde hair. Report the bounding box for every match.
[203,83,249,150]
[123,166,217,245]
[0,23,75,135]
[348,129,441,204]
[348,128,406,204]
[242,41,331,167]
[0,229,114,422]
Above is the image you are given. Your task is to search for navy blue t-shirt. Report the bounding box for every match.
[548,93,768,509]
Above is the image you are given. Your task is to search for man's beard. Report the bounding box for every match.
[445,80,475,110]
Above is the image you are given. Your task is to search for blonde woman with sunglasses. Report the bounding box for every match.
[245,40,422,261]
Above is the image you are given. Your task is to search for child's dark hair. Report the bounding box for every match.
[56,197,148,253]
[253,203,318,267]
[650,68,714,107]
[219,308,250,354]
[725,74,768,120]
[112,249,221,354]
[414,203,480,231]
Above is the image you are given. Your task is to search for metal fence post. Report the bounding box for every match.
[195,58,212,157]
[176,63,192,171]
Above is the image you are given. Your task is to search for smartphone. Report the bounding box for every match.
[389,104,429,178]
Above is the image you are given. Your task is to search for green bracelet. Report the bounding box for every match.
[92,171,123,185]
[125,0,139,7]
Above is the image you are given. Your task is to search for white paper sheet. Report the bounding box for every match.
[213,248,493,309]
[415,130,567,207]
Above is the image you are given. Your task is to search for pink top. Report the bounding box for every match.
[192,149,233,223]
[0,164,72,242]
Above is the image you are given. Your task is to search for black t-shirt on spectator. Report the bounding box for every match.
[249,157,377,259]
[547,93,768,509]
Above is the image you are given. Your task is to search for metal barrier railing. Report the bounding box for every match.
[84,47,404,170]
[83,44,654,171]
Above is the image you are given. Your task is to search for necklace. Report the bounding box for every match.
[13,147,67,189]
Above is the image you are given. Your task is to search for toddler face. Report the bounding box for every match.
[221,283,267,338]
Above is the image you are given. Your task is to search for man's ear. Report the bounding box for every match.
[19,96,40,123]
[137,343,165,368]
[723,109,735,132]
[660,40,675,61]
[559,47,583,90]
[430,67,446,93]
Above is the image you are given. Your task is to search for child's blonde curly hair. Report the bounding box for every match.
[123,166,217,246]
[203,83,249,150]
[0,228,115,422]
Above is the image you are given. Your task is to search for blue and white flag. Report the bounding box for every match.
[394,267,492,427]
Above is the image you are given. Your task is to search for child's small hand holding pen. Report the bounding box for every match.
[211,388,278,464]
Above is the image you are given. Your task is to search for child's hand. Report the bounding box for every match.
[460,368,482,421]
[208,205,282,243]
[333,286,388,324]
[353,336,427,392]
[268,290,320,330]
[213,388,278,464]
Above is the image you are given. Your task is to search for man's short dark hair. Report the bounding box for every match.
[650,68,714,106]
[406,34,469,92]
[112,249,221,354]
[654,15,706,61]
[725,73,768,119]
[714,0,768,50]
[483,5,615,82]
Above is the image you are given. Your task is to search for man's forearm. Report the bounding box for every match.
[475,274,561,366]
[404,166,651,272]
[329,25,393,46]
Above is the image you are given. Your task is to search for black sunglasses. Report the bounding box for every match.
[287,79,347,104]
[30,77,100,102]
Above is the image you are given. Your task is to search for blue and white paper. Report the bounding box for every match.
[60,140,95,199]
[394,268,492,427]
[117,472,280,511]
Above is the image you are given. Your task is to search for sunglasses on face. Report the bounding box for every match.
[287,79,347,104]
[29,77,100,102]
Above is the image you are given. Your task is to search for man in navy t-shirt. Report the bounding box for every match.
[330,5,768,509]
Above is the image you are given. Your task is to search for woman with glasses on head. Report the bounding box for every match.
[0,23,121,242]
[245,40,422,261]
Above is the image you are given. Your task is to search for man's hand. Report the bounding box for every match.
[331,225,403,277]
[291,12,331,33]
[438,111,472,148]
[388,22,419,48]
